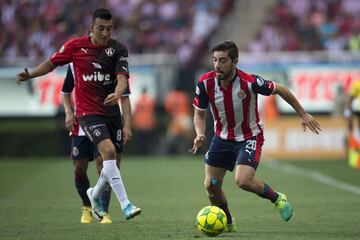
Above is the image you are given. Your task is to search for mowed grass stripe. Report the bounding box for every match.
[265,161,360,195]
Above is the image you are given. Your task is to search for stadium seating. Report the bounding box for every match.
[248,0,360,52]
[0,0,234,65]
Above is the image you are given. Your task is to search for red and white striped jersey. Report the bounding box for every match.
[193,69,276,142]
[61,64,85,137]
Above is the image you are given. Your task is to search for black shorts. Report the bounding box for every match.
[71,136,100,161]
[205,134,264,171]
[79,115,123,153]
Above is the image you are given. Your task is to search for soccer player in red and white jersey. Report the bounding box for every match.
[61,64,113,224]
[191,41,321,230]
[16,9,141,221]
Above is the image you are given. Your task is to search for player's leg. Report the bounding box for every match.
[81,115,140,220]
[115,153,141,219]
[95,139,140,220]
[80,115,112,220]
[71,136,93,223]
[204,164,234,224]
[94,152,112,224]
[234,134,293,221]
[86,139,116,221]
[204,137,236,231]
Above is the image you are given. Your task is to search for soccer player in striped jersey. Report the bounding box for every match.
[192,41,321,230]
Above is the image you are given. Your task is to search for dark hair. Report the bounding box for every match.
[92,8,112,23]
[211,41,238,61]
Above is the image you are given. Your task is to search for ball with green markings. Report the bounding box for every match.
[196,206,227,237]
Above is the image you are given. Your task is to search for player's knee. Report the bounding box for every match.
[73,165,87,177]
[204,177,221,196]
[100,144,116,159]
[235,176,252,190]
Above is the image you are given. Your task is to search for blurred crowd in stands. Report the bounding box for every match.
[0,0,233,65]
[248,0,360,52]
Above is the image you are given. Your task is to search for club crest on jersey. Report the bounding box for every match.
[105,47,115,57]
[238,89,246,99]
[256,76,265,86]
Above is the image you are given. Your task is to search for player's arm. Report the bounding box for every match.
[16,60,56,84]
[62,93,75,132]
[61,65,76,132]
[192,81,208,153]
[273,83,321,134]
[104,74,128,106]
[120,96,132,144]
[192,108,206,154]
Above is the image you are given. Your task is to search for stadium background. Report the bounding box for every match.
[0,1,360,239]
[1,0,359,159]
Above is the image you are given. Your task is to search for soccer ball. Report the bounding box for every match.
[196,205,227,237]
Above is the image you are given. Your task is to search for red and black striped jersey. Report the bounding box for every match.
[51,36,130,117]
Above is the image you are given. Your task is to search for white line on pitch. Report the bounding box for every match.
[264,161,360,195]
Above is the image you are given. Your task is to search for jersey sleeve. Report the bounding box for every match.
[251,75,276,96]
[50,39,74,66]
[115,44,130,77]
[193,81,208,110]
[61,65,75,94]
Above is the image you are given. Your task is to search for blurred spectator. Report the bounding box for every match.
[132,88,157,155]
[160,89,194,155]
[0,0,234,65]
[345,80,360,135]
[348,29,360,52]
[344,80,360,155]
[332,83,347,117]
[248,0,360,53]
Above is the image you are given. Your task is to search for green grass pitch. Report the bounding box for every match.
[0,156,359,240]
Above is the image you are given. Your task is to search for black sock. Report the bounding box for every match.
[75,176,91,206]
[218,202,232,224]
[100,185,111,212]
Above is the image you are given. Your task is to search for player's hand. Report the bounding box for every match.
[16,68,31,84]
[65,111,76,132]
[122,125,132,145]
[104,93,120,106]
[300,113,322,134]
[191,135,206,154]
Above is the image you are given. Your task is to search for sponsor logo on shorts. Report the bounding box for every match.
[72,147,79,157]
[92,129,101,137]
[89,124,106,131]
[205,151,209,160]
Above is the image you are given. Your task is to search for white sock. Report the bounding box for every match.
[102,160,130,210]
[92,169,108,199]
